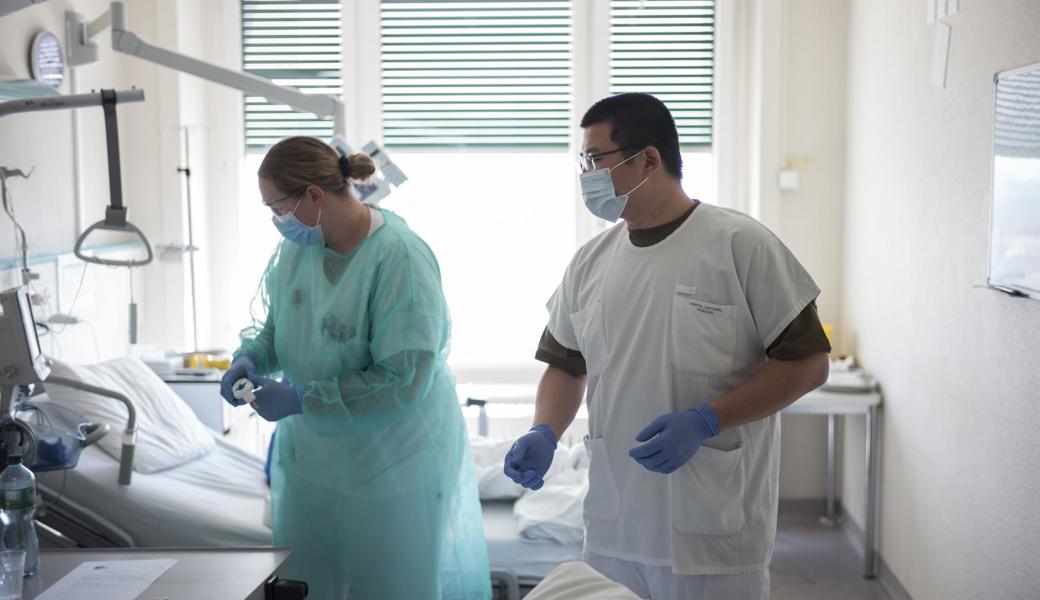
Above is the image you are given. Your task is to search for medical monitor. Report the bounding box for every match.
[0,286,50,386]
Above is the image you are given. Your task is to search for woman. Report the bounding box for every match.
[220,136,490,600]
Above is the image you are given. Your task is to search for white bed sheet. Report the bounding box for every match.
[482,500,583,583]
[36,433,272,547]
[37,431,582,575]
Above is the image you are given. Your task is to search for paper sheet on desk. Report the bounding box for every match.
[34,559,176,600]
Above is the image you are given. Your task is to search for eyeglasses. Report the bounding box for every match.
[577,145,642,173]
[263,191,303,216]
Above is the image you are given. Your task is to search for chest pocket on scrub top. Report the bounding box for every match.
[670,285,736,375]
[569,302,607,376]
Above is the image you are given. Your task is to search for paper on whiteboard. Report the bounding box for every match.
[34,559,177,600]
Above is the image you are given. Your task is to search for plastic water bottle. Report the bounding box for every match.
[0,455,39,576]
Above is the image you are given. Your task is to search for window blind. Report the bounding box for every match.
[381,0,573,148]
[242,0,342,149]
[609,0,714,147]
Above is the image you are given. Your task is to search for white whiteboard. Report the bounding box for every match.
[988,61,1040,299]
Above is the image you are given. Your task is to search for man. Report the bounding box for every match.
[503,93,831,599]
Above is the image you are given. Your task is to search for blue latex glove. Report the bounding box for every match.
[628,404,721,474]
[220,354,257,407]
[503,424,557,490]
[248,376,304,422]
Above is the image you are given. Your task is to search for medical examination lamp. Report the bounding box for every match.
[0,286,138,484]
[66,1,407,204]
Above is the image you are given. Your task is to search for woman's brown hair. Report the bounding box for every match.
[257,136,376,196]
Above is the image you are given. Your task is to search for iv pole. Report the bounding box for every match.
[177,127,200,358]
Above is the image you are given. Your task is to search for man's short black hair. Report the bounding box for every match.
[580,93,682,180]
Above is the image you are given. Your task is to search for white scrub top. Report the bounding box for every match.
[546,203,820,576]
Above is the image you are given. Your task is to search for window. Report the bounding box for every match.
[236,0,718,377]
[241,0,342,149]
[380,0,572,148]
[378,1,577,376]
[609,0,715,148]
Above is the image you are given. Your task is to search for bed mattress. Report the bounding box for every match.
[482,500,583,583]
[35,435,582,580]
[36,434,272,547]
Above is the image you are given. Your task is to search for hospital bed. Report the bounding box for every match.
[35,431,271,549]
[37,447,583,599]
[482,499,583,598]
[34,424,581,600]
[37,448,582,600]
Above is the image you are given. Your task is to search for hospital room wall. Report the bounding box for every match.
[0,0,166,361]
[758,0,850,500]
[841,1,1040,598]
[116,0,244,356]
[0,1,242,361]
[156,0,245,356]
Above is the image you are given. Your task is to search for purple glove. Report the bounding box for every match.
[248,376,304,422]
[503,424,558,490]
[629,403,721,474]
[220,354,256,407]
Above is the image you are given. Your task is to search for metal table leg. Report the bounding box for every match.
[820,413,840,526]
[863,404,880,579]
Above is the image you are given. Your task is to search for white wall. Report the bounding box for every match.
[0,0,163,360]
[165,0,244,354]
[0,0,243,362]
[751,0,850,500]
[841,1,1040,598]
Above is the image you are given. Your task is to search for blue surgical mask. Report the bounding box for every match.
[272,199,323,246]
[579,150,650,222]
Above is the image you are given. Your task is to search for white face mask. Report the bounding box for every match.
[579,150,651,222]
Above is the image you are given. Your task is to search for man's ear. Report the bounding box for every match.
[643,146,662,176]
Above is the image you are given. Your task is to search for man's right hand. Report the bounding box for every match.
[503,424,558,490]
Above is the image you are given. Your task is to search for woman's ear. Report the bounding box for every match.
[305,184,326,207]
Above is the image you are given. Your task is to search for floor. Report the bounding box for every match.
[513,510,895,600]
[771,512,891,600]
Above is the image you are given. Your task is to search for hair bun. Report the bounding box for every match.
[345,152,377,182]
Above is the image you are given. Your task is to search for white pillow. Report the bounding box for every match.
[525,562,640,600]
[43,357,215,473]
